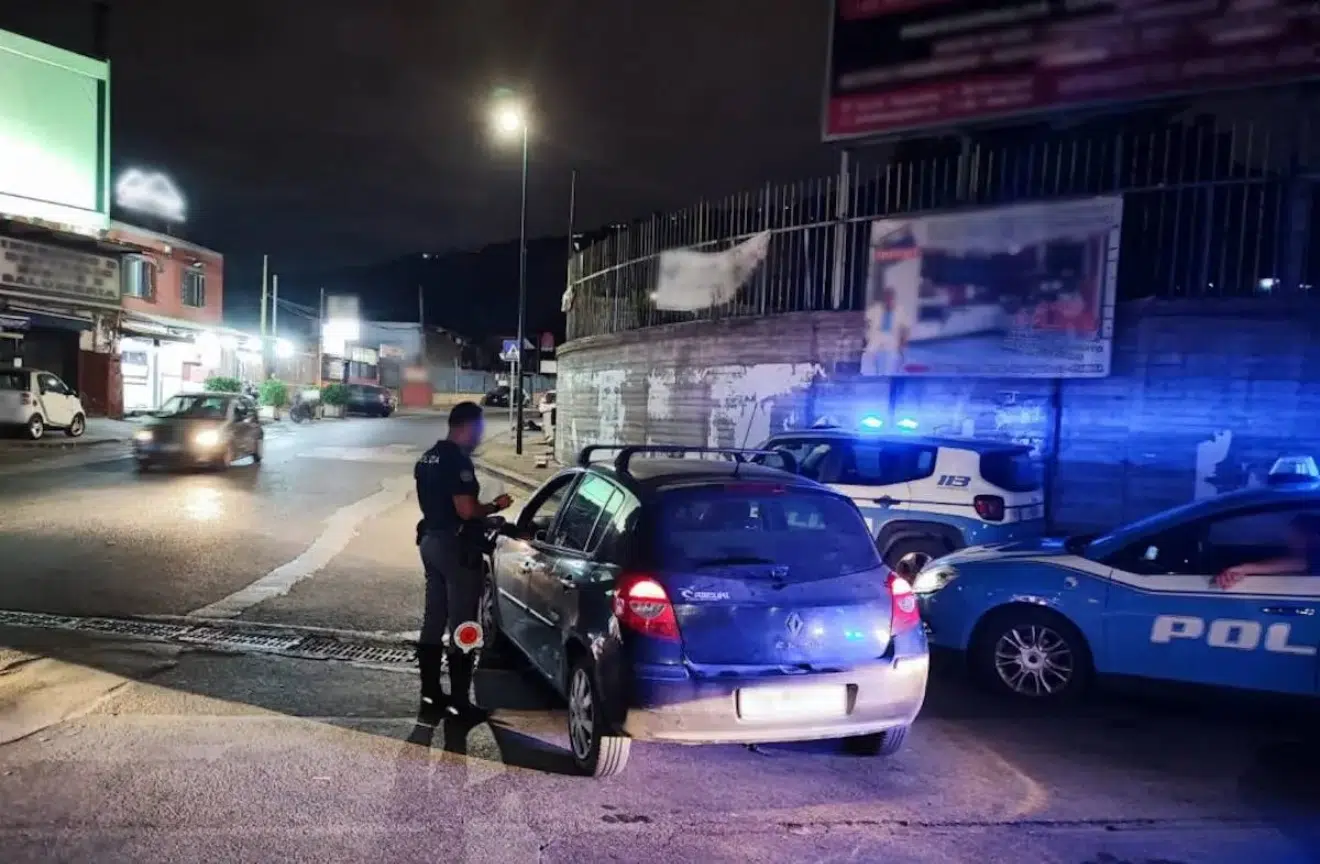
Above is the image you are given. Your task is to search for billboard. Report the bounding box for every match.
[862,196,1122,378]
[823,0,1319,141]
[0,28,110,231]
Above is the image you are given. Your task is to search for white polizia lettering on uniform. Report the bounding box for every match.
[1150,615,1317,656]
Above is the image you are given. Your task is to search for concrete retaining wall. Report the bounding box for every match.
[555,301,1320,532]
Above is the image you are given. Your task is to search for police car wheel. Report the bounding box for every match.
[973,607,1092,701]
[885,538,948,579]
[568,658,631,778]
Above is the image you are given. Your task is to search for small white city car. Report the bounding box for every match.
[0,367,87,440]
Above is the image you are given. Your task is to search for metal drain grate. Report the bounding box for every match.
[0,610,82,630]
[289,636,417,665]
[73,618,194,640]
[0,609,423,670]
[176,627,304,653]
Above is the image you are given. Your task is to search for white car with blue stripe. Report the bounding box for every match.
[915,456,1320,701]
[758,426,1046,577]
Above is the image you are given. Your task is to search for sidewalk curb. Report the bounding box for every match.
[0,437,129,451]
[472,457,543,492]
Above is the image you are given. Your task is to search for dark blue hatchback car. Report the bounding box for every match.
[482,445,929,777]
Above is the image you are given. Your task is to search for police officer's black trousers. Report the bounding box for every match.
[418,532,483,707]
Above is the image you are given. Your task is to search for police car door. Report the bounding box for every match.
[1104,504,1320,696]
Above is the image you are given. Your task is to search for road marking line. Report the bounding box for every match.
[188,474,414,619]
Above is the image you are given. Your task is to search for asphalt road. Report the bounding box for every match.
[0,415,1318,863]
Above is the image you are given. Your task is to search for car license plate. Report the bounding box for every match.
[162,443,181,453]
[737,684,848,722]
[1019,504,1044,520]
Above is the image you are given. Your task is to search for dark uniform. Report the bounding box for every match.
[414,438,484,716]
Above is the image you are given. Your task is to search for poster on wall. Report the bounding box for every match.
[862,196,1121,378]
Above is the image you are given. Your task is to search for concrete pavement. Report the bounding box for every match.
[0,414,1317,862]
[0,623,1317,863]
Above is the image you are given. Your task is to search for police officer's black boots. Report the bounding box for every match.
[445,649,489,723]
[415,643,449,726]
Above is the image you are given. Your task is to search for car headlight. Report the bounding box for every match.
[912,565,958,595]
[193,429,222,448]
[133,430,153,442]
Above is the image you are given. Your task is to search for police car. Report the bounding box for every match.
[916,456,1320,701]
[758,425,1046,577]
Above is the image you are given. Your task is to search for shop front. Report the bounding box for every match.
[119,313,254,412]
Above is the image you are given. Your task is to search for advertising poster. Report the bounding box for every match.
[862,196,1122,378]
[824,0,1319,140]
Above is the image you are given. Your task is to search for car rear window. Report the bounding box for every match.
[980,449,1043,492]
[654,484,881,579]
[0,371,26,391]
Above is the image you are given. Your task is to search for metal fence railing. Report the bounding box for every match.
[566,90,1318,342]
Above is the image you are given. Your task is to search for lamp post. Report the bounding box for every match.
[491,95,529,455]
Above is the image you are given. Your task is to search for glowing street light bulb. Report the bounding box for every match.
[491,101,526,138]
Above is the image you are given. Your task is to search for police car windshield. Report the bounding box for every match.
[655,484,881,580]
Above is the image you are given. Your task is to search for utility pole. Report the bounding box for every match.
[271,275,279,338]
[418,285,424,326]
[514,122,529,455]
[260,255,269,338]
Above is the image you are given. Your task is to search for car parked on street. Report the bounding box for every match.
[0,367,87,440]
[916,456,1320,703]
[132,392,264,471]
[482,384,528,408]
[482,444,929,777]
[758,426,1046,577]
[344,383,394,417]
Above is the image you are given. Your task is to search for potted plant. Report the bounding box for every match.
[258,378,289,420]
[320,382,349,418]
[204,375,243,393]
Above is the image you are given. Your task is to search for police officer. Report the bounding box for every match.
[414,401,512,725]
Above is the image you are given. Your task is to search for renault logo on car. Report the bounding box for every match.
[785,612,805,637]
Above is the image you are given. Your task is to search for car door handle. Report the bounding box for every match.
[519,559,537,572]
[873,496,895,506]
[1261,606,1315,617]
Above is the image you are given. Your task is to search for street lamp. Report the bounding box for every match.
[490,94,530,455]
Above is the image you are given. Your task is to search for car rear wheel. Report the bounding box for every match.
[884,537,948,579]
[971,606,1092,701]
[842,725,909,756]
[567,658,630,778]
[26,414,44,440]
[65,413,86,438]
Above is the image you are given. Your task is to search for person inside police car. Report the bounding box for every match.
[414,401,512,725]
[1214,513,1320,589]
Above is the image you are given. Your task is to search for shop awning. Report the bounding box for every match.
[120,310,250,341]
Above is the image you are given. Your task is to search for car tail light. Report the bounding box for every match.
[974,494,1005,522]
[613,573,680,641]
[886,571,921,633]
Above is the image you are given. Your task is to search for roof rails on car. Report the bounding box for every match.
[576,444,797,476]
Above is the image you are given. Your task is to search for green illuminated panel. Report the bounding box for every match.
[0,28,110,232]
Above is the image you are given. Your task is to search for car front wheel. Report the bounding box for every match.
[971,606,1092,701]
[567,658,631,778]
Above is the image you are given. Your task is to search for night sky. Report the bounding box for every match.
[4,0,840,331]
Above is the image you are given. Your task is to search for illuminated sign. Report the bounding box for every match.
[115,169,186,222]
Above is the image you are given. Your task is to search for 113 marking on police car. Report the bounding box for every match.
[1150,615,1316,655]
